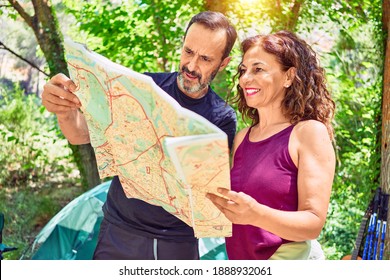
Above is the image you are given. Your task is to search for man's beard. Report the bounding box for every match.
[177,65,219,95]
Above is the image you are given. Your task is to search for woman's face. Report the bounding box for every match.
[239,45,291,110]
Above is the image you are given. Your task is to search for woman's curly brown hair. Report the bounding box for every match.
[231,30,335,139]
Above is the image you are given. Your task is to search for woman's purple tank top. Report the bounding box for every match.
[226,125,298,260]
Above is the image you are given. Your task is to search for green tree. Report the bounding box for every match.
[65,0,203,72]
[5,0,101,189]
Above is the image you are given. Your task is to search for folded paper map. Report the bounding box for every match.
[64,39,232,238]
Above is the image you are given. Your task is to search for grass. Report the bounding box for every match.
[0,160,83,260]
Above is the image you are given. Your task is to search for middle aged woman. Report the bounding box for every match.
[207,30,336,260]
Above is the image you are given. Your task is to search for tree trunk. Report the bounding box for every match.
[285,0,303,31]
[381,0,390,260]
[271,0,303,31]
[8,0,101,190]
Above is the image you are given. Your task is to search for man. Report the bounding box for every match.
[41,11,237,260]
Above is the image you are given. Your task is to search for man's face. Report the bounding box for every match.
[177,23,230,98]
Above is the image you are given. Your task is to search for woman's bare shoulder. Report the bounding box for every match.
[294,120,329,139]
[292,120,333,153]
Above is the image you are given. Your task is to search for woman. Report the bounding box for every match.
[207,31,336,260]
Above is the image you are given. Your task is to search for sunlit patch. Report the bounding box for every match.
[239,0,258,6]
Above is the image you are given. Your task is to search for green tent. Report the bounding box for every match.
[29,180,227,260]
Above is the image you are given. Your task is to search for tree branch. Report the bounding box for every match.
[286,0,303,31]
[7,0,34,27]
[0,40,49,77]
[346,0,367,19]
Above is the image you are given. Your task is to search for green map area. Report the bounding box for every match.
[64,39,232,238]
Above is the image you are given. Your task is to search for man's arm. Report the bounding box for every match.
[41,73,90,144]
[56,110,90,145]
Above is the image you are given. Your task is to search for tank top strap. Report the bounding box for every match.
[243,124,294,144]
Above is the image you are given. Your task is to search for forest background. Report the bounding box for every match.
[0,0,388,260]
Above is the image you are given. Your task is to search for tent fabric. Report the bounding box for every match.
[32,221,102,260]
[31,181,109,259]
[199,238,227,260]
[30,180,227,260]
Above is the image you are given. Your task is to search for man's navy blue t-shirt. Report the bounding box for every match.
[102,72,237,241]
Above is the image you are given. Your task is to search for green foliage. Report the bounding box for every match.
[312,1,384,259]
[0,1,18,19]
[65,0,203,72]
[313,0,383,34]
[0,83,75,188]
